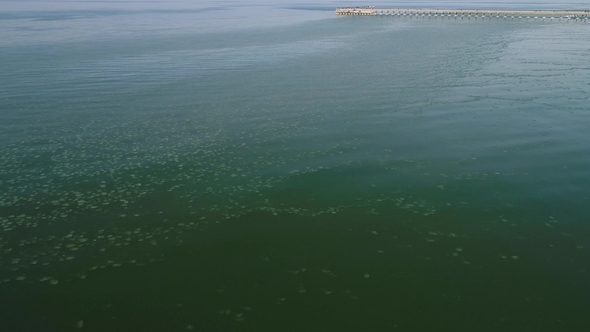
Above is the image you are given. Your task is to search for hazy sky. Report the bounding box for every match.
[1,0,587,12]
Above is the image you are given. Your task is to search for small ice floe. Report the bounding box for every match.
[576,245,584,249]
[511,256,519,260]
[371,231,378,235]
[364,273,370,278]
[76,320,84,329]
[456,247,463,252]
[50,279,59,285]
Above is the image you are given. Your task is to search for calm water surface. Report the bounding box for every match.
[1,1,590,331]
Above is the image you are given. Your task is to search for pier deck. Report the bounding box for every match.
[336,8,589,20]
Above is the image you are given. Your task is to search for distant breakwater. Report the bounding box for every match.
[336,7,589,20]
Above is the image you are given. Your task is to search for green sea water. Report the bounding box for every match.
[1,1,590,331]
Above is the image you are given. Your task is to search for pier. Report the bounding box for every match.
[335,7,589,21]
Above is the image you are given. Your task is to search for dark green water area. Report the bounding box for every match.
[1,2,589,331]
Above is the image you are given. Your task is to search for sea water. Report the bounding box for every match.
[1,1,589,330]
